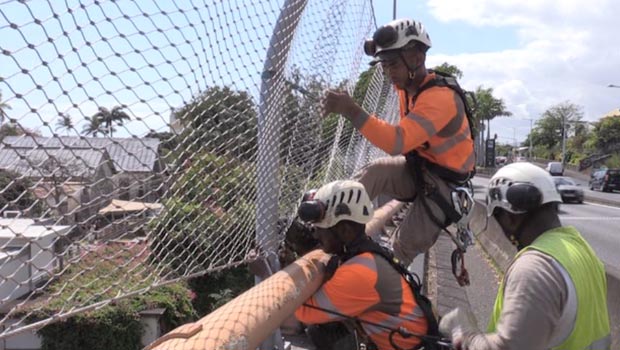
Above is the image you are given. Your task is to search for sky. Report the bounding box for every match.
[374,0,620,146]
[1,0,620,147]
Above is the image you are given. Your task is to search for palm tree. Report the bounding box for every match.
[473,86,512,140]
[91,106,131,137]
[55,113,74,135]
[0,91,12,126]
[82,115,104,137]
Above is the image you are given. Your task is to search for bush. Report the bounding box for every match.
[188,266,253,316]
[34,283,196,350]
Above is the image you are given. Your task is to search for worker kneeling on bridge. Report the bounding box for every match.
[440,162,611,349]
[295,180,451,350]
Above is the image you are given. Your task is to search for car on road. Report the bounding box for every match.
[546,161,564,176]
[553,177,584,203]
[589,168,620,192]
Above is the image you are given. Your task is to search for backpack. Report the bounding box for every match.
[411,70,477,140]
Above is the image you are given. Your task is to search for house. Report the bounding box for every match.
[0,219,70,308]
[0,146,115,224]
[0,135,165,203]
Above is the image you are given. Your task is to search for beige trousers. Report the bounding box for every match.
[353,156,455,266]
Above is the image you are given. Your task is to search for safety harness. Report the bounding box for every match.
[405,70,477,286]
[304,236,452,350]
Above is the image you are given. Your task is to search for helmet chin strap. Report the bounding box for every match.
[398,51,424,86]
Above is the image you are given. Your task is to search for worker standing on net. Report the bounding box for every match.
[322,18,475,266]
[439,162,611,349]
[295,180,448,350]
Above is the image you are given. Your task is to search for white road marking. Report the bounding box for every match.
[561,216,620,221]
[582,201,620,210]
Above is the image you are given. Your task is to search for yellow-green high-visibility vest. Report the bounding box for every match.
[488,226,610,349]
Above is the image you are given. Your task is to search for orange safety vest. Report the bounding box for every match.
[295,251,428,350]
[358,72,475,174]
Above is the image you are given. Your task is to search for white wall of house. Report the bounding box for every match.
[0,251,32,305]
[0,323,41,350]
[0,220,67,305]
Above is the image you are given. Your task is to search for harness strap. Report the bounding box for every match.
[405,152,471,286]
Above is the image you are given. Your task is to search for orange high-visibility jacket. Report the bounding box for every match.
[295,252,428,350]
[353,72,475,174]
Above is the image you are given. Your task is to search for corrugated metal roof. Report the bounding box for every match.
[0,148,107,178]
[1,136,160,173]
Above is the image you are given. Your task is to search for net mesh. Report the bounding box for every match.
[0,0,399,338]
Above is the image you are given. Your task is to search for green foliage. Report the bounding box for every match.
[593,116,620,153]
[25,242,196,350]
[472,86,512,139]
[36,283,195,350]
[433,62,463,79]
[149,152,256,273]
[188,266,253,316]
[174,86,257,162]
[0,170,42,215]
[530,102,583,150]
[38,305,143,350]
[84,106,131,137]
[604,153,620,168]
[352,66,377,105]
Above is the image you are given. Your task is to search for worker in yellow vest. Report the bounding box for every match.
[439,162,610,349]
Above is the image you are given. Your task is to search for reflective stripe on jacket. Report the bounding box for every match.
[355,72,474,174]
[295,252,428,350]
[488,226,611,350]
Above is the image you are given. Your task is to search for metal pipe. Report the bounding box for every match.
[144,249,329,350]
[256,1,308,347]
[366,200,405,240]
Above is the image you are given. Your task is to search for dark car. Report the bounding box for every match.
[589,168,620,192]
[553,177,584,203]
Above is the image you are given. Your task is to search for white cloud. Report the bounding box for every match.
[425,0,620,142]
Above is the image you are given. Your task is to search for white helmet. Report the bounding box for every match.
[298,180,374,229]
[487,162,561,217]
[364,18,432,58]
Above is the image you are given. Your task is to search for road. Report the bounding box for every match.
[471,176,620,267]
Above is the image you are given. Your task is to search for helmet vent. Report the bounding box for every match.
[406,25,418,37]
[339,192,345,204]
[348,190,354,203]
[356,189,362,203]
[334,203,351,217]
[363,206,369,216]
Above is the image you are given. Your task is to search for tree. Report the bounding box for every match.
[82,115,105,137]
[593,115,620,153]
[472,86,512,140]
[529,102,584,159]
[0,91,11,126]
[90,106,131,137]
[173,86,257,161]
[352,66,377,105]
[433,62,463,79]
[55,113,74,135]
[0,170,42,216]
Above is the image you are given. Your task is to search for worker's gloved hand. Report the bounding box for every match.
[439,307,480,348]
[321,90,359,119]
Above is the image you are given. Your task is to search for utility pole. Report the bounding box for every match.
[393,0,397,19]
[561,113,567,166]
[528,119,533,160]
